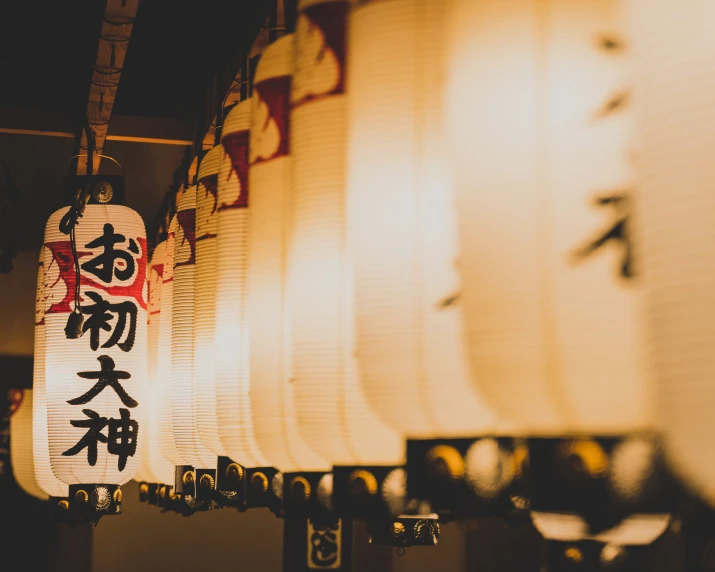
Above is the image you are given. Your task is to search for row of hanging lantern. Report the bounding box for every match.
[8,0,715,565]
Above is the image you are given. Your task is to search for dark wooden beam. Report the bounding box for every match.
[0,108,192,146]
[78,0,140,174]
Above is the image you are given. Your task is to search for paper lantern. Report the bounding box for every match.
[194,146,226,458]
[289,0,401,465]
[214,100,267,467]
[248,34,329,471]
[10,390,48,500]
[171,186,215,469]
[43,205,147,485]
[33,246,68,498]
[443,0,651,436]
[157,216,184,467]
[138,241,174,485]
[345,0,496,439]
[626,0,715,506]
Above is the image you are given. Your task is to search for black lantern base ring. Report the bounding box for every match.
[332,464,410,520]
[136,481,159,505]
[52,484,122,526]
[406,436,530,522]
[528,435,678,540]
[245,466,282,516]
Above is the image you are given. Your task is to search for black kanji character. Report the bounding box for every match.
[68,355,138,408]
[81,291,137,352]
[571,193,632,279]
[81,223,140,283]
[107,408,138,471]
[62,408,138,471]
[62,409,108,467]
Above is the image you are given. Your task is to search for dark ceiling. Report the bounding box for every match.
[0,0,271,121]
[0,0,274,256]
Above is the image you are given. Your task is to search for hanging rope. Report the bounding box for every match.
[59,119,95,339]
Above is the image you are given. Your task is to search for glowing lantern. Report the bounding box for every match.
[214,100,267,467]
[345,0,496,439]
[171,186,215,470]
[137,241,174,485]
[443,0,665,543]
[289,0,401,466]
[627,0,715,507]
[33,247,68,498]
[195,146,226,458]
[157,216,183,468]
[444,0,649,438]
[10,390,48,500]
[43,205,147,486]
[248,34,328,471]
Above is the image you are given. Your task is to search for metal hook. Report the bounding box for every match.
[68,154,124,176]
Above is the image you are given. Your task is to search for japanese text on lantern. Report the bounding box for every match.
[62,223,140,471]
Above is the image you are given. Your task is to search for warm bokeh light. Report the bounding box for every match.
[288,0,402,465]
[444,0,651,436]
[247,34,328,471]
[345,0,496,440]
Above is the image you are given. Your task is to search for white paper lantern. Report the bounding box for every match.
[289,0,402,465]
[195,146,227,458]
[157,216,184,468]
[33,246,68,498]
[139,241,174,485]
[444,0,651,436]
[626,0,715,506]
[172,186,215,470]
[43,205,147,485]
[345,0,496,439]
[10,390,48,500]
[214,100,267,467]
[248,34,329,471]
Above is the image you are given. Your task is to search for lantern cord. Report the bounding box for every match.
[59,118,96,338]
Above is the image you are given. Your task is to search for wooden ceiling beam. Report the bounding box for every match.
[0,108,192,145]
[77,0,140,174]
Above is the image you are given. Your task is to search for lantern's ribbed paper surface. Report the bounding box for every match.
[33,245,68,497]
[157,217,184,467]
[248,34,329,471]
[345,0,495,437]
[10,390,49,500]
[195,146,226,457]
[142,241,174,484]
[172,186,215,469]
[290,0,402,464]
[43,206,146,484]
[627,0,715,505]
[215,100,267,466]
[444,0,650,435]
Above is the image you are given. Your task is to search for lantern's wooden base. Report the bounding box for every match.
[406,437,529,521]
[245,466,282,516]
[283,471,333,518]
[136,482,159,505]
[173,465,217,504]
[332,465,407,520]
[283,514,353,572]
[214,456,247,509]
[528,436,678,537]
[51,484,122,526]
